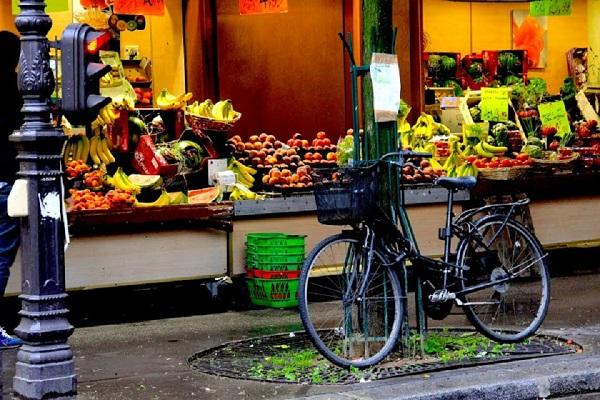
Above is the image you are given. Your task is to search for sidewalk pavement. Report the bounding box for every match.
[2,273,600,400]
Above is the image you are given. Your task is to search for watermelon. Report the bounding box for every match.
[173,140,205,170]
[128,174,163,189]
[167,191,188,205]
[188,187,221,204]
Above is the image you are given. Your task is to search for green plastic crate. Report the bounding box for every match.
[246,233,306,248]
[247,244,305,255]
[247,252,305,268]
[247,277,299,308]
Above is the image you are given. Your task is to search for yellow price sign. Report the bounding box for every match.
[12,0,69,14]
[538,101,571,136]
[480,88,509,122]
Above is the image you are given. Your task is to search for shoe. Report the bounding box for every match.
[0,326,23,349]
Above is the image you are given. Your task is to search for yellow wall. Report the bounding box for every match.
[2,0,185,100]
[423,0,588,93]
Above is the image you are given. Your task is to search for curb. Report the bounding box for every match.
[294,355,600,400]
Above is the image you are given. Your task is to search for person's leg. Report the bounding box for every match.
[0,184,22,349]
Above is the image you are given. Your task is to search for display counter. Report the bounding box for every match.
[4,178,599,297]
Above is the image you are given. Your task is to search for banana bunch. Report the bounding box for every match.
[112,94,136,111]
[99,103,119,125]
[187,99,214,118]
[412,113,435,140]
[108,167,142,195]
[474,141,508,158]
[229,183,260,201]
[156,88,193,111]
[443,139,463,177]
[134,190,170,208]
[228,159,257,188]
[100,71,114,88]
[212,99,238,121]
[89,126,116,167]
[454,162,478,177]
[432,121,451,136]
[63,134,90,165]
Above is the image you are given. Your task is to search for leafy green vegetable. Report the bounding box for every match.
[336,135,354,166]
[467,62,483,78]
[498,52,519,72]
[443,79,463,96]
[469,105,482,123]
[522,144,542,159]
[440,56,456,72]
[398,99,411,119]
[503,75,522,86]
[428,55,442,72]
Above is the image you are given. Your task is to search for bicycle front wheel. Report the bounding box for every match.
[298,232,404,369]
[456,216,550,342]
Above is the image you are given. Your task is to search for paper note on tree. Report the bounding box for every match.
[370,53,401,123]
[480,88,509,122]
[538,101,571,136]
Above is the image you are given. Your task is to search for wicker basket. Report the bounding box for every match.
[185,112,242,133]
[532,151,579,166]
[477,166,531,180]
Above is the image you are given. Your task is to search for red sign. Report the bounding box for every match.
[240,0,288,15]
[113,0,164,16]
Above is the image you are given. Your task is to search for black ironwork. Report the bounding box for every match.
[188,330,579,385]
[11,1,76,398]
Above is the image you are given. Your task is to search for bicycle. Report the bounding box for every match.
[298,150,551,368]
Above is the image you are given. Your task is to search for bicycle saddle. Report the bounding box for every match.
[435,176,477,190]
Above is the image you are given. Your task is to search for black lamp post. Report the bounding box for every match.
[11,0,76,398]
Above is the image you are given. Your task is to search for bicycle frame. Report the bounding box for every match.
[350,161,540,303]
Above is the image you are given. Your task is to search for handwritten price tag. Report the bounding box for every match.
[480,88,509,122]
[13,0,69,14]
[530,0,572,16]
[240,0,288,15]
[538,101,571,136]
[113,0,165,16]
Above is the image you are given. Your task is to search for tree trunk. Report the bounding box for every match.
[362,0,396,215]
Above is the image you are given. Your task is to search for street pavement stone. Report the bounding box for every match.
[1,274,600,399]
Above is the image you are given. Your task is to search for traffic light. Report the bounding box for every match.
[61,23,112,125]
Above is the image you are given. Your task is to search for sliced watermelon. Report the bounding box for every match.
[188,187,221,204]
[128,174,163,189]
[167,191,188,205]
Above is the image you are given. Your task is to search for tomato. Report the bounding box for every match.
[500,159,513,168]
[466,155,477,163]
[473,159,486,168]
[524,159,535,166]
[516,153,529,162]
[488,160,500,168]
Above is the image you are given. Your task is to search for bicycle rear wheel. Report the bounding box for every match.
[456,216,550,342]
[298,232,404,368]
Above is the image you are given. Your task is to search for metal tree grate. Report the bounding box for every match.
[188,329,580,385]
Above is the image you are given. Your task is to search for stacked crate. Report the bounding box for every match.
[245,233,305,308]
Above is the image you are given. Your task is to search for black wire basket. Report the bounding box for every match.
[313,167,379,225]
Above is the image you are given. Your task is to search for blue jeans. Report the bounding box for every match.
[0,183,20,298]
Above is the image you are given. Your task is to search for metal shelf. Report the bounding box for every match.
[233,185,470,217]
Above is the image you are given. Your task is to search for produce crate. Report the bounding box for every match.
[246,252,304,270]
[246,232,305,248]
[247,269,300,279]
[247,277,299,308]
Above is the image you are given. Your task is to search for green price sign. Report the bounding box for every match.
[530,0,572,16]
[480,88,509,122]
[538,101,571,136]
[12,0,69,14]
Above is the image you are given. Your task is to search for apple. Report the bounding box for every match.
[313,152,323,161]
[293,133,303,139]
[293,139,303,147]
[249,135,259,142]
[326,152,337,161]
[304,152,313,161]
[316,131,326,140]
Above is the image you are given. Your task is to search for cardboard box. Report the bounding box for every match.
[440,96,466,133]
